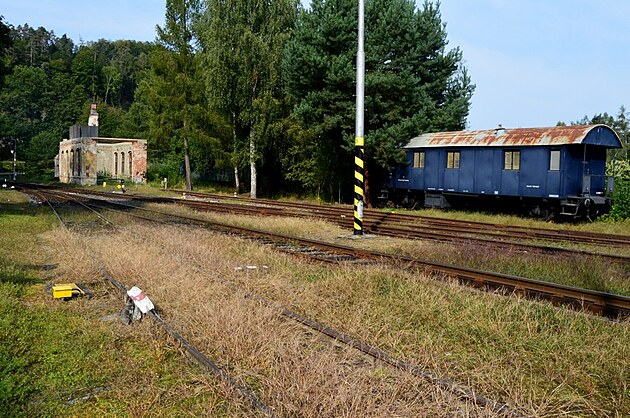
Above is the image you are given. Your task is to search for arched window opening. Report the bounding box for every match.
[128,151,132,177]
[70,150,74,176]
[121,152,125,175]
[114,152,118,177]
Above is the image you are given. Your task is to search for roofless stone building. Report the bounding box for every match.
[55,104,147,185]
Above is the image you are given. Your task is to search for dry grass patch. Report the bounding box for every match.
[40,229,259,417]
[133,204,629,296]
[49,219,630,417]
[77,224,498,417]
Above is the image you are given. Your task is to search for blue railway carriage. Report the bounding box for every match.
[384,125,623,219]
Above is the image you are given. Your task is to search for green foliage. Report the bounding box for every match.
[603,158,630,221]
[198,0,298,195]
[603,177,630,221]
[140,0,212,190]
[282,0,474,201]
[0,21,155,172]
[0,2,476,200]
[0,16,11,88]
[147,153,185,183]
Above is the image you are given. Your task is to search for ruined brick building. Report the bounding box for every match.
[55,104,147,185]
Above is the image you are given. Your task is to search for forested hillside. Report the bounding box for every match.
[0,0,474,201]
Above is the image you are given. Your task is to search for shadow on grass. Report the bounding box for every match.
[0,264,42,285]
[0,251,46,285]
[0,196,43,217]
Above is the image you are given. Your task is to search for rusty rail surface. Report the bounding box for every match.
[37,187,629,320]
[20,183,629,255]
[33,184,629,265]
[168,188,630,247]
[31,186,528,416]
[27,189,277,418]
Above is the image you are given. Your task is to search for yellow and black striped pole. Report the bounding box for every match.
[354,136,365,235]
[354,0,365,235]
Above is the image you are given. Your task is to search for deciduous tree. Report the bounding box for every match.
[146,0,202,190]
[198,0,298,197]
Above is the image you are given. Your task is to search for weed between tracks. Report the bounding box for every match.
[0,191,242,417]
[67,209,628,417]
[151,202,630,296]
[3,191,629,417]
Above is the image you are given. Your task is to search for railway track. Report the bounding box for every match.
[26,186,630,320]
[35,190,277,417]
[171,198,630,264]
[169,189,630,248]
[21,183,630,264]
[29,187,528,417]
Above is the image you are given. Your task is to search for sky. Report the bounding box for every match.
[1,0,629,130]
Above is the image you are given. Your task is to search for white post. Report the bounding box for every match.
[11,140,16,181]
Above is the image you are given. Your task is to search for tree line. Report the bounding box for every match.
[0,0,474,202]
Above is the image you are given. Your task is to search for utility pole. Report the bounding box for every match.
[353,0,365,236]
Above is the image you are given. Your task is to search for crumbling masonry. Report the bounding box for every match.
[55,104,147,185]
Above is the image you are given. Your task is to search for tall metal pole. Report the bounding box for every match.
[353,0,365,236]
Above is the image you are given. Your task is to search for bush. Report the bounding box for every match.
[147,156,183,185]
[603,177,630,221]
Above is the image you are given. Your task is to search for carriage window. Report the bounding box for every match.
[413,151,425,168]
[504,151,520,170]
[549,150,560,171]
[447,151,460,169]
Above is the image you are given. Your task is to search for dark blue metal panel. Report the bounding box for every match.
[587,150,607,195]
[518,148,546,197]
[473,149,493,194]
[564,146,583,196]
[501,169,519,196]
[424,149,441,191]
[443,149,460,192]
[408,150,424,190]
[583,126,623,147]
[545,148,563,198]
[388,125,621,210]
[459,149,474,193]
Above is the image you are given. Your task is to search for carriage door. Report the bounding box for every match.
[582,144,606,195]
[546,149,562,197]
[443,150,460,191]
[581,144,591,195]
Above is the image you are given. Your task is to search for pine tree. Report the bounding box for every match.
[283,0,474,202]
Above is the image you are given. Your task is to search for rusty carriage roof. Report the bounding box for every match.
[404,124,622,149]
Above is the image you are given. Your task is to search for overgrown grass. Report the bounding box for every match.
[152,203,630,296]
[81,218,629,416]
[3,189,629,416]
[0,191,239,417]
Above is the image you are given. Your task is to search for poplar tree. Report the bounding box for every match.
[283,0,474,202]
[198,0,298,198]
